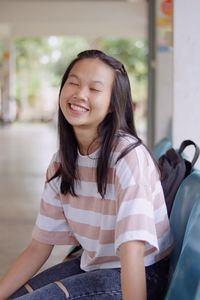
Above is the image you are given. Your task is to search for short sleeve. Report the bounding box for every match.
[114,144,162,253]
[32,152,79,246]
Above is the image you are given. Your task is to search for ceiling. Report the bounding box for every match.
[0,0,147,38]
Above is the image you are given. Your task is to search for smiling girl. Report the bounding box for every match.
[0,50,173,300]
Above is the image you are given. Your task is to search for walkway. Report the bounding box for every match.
[0,122,70,276]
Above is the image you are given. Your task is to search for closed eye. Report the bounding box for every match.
[69,82,79,86]
[90,88,101,92]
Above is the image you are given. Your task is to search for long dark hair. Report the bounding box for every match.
[52,49,142,197]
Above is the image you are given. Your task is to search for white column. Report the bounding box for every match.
[154,0,173,144]
[173,0,200,167]
[0,25,16,123]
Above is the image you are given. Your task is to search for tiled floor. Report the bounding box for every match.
[0,122,70,276]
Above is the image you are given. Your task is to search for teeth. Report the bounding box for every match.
[70,104,88,112]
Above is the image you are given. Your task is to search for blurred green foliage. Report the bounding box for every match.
[98,38,147,81]
[13,36,147,108]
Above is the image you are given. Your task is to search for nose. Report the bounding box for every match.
[75,86,89,101]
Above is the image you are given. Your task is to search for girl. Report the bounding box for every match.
[0,50,173,300]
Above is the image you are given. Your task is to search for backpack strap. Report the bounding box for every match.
[178,140,200,167]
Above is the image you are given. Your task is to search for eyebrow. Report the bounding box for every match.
[68,74,105,87]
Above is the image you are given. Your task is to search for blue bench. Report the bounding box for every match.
[165,170,200,300]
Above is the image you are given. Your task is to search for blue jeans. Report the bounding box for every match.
[9,256,169,299]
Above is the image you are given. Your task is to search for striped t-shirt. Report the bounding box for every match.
[32,135,173,271]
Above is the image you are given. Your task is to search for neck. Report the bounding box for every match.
[74,127,100,155]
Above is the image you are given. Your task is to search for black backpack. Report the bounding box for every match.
[158,140,200,216]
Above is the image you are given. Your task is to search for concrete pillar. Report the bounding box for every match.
[0,25,16,123]
[154,0,173,144]
[173,0,200,167]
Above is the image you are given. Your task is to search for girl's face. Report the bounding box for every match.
[59,58,114,136]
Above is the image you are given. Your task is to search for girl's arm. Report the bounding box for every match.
[0,239,53,299]
[119,240,146,300]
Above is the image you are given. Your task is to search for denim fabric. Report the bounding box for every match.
[9,257,122,300]
[146,256,170,300]
[9,256,169,300]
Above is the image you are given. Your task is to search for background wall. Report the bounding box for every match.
[173,0,200,167]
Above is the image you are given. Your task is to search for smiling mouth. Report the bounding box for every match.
[69,103,89,113]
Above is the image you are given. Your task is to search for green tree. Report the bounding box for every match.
[98,38,147,81]
[16,38,44,107]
